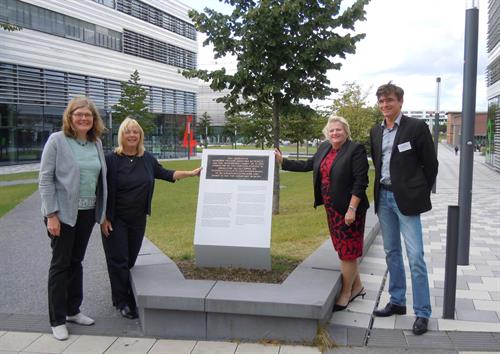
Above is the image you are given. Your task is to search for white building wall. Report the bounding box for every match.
[487,42,500,100]
[0,0,198,93]
[197,82,229,126]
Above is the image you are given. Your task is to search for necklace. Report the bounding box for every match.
[76,139,88,147]
[124,154,137,163]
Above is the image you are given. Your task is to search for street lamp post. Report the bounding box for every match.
[457,0,479,266]
[107,110,113,149]
[432,77,441,194]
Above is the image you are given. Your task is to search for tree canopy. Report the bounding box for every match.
[330,82,382,150]
[281,104,319,157]
[184,0,370,213]
[197,112,212,147]
[112,70,155,133]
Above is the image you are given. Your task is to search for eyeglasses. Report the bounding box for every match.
[73,112,93,119]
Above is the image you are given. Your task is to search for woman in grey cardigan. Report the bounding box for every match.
[39,96,107,341]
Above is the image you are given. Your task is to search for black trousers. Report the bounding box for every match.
[101,215,146,310]
[47,209,95,326]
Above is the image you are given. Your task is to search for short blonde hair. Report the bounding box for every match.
[322,115,351,140]
[115,117,145,156]
[62,96,105,141]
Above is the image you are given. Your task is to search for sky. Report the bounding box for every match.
[179,0,489,112]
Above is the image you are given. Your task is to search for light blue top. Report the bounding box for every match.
[66,137,101,210]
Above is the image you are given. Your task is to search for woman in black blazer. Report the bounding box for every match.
[275,115,369,312]
[101,117,201,319]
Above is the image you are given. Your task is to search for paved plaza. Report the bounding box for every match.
[0,144,499,353]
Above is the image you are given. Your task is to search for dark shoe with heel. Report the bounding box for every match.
[349,287,366,303]
[332,303,348,312]
[412,317,428,335]
[373,302,407,317]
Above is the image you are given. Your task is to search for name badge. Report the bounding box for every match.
[397,141,412,152]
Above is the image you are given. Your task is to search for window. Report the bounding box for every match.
[106,80,122,108]
[487,0,500,51]
[123,30,196,69]
[65,17,84,41]
[18,66,44,104]
[151,87,163,113]
[89,78,105,107]
[0,62,196,115]
[116,0,196,41]
[68,74,87,99]
[0,63,17,104]
[44,70,67,106]
[3,0,122,52]
[83,22,96,45]
[92,0,115,8]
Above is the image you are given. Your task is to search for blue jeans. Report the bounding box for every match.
[377,189,432,318]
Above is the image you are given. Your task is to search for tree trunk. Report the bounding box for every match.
[272,97,280,215]
[296,142,299,160]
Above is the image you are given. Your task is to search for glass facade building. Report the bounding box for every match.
[0,0,198,165]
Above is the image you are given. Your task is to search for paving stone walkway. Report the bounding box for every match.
[328,144,500,351]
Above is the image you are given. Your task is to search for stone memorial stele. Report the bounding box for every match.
[194,149,275,270]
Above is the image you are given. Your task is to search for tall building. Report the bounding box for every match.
[0,0,197,165]
[486,0,500,172]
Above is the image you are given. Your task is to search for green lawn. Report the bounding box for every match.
[0,171,39,182]
[0,183,38,217]
[0,158,375,269]
[147,160,375,267]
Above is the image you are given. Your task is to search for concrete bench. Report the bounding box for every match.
[131,208,379,341]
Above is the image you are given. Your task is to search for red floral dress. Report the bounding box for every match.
[320,148,365,261]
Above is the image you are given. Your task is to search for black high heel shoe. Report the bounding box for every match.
[332,302,348,312]
[349,287,366,303]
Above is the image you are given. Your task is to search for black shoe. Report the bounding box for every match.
[119,305,138,319]
[373,302,406,317]
[412,317,428,335]
[332,303,348,312]
[349,287,366,303]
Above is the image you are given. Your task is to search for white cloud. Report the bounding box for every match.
[180,0,489,111]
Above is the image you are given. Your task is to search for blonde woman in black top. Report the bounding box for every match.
[101,117,200,319]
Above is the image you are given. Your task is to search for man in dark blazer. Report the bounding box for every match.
[370,83,438,335]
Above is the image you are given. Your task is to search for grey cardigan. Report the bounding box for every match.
[39,131,107,226]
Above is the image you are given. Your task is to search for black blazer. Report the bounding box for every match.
[370,115,438,216]
[282,140,369,215]
[105,151,176,222]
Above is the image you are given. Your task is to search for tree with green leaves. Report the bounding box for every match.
[223,114,244,148]
[239,105,273,149]
[311,110,328,143]
[183,0,370,213]
[281,104,316,159]
[331,82,382,150]
[197,112,212,148]
[112,70,155,133]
